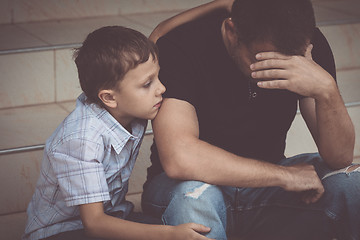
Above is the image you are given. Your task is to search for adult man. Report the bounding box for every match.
[142,0,359,239]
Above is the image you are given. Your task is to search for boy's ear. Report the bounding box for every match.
[98,89,117,109]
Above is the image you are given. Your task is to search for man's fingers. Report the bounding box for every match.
[250,59,288,71]
[251,69,288,79]
[257,80,288,89]
[255,51,292,61]
[302,187,324,204]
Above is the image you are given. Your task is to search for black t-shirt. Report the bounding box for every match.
[146,9,336,182]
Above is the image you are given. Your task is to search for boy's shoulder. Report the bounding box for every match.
[46,94,111,149]
[46,93,147,152]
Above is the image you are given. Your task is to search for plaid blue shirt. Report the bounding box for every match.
[23,93,147,240]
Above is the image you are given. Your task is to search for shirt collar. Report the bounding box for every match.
[77,93,147,154]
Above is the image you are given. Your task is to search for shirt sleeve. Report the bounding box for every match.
[311,27,337,81]
[157,36,200,108]
[49,138,110,207]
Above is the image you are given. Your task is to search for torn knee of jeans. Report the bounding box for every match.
[184,183,210,199]
[346,164,360,173]
[322,164,360,180]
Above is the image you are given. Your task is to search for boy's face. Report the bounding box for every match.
[109,55,166,126]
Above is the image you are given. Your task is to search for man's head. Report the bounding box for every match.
[74,26,159,106]
[223,0,315,77]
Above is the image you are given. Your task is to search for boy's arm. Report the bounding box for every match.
[79,202,214,240]
[149,0,234,42]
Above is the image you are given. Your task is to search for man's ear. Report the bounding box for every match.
[98,89,117,109]
[224,18,238,45]
[305,43,314,60]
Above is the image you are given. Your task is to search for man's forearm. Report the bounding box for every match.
[315,86,355,169]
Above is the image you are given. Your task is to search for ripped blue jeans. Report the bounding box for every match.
[141,153,360,240]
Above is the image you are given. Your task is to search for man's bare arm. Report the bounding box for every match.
[153,98,324,203]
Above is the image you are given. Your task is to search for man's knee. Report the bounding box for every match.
[164,181,227,222]
[321,164,360,206]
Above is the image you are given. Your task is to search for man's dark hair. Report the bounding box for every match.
[74,26,158,106]
[231,0,315,55]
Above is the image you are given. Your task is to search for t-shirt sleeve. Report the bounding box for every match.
[311,27,337,81]
[157,36,200,108]
[49,138,110,207]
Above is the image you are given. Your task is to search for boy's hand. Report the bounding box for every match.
[250,44,338,100]
[171,223,215,240]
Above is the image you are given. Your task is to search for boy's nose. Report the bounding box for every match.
[157,81,166,95]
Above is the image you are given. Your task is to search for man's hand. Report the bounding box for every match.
[250,44,337,100]
[280,164,325,204]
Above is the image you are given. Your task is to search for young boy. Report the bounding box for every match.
[23,26,213,240]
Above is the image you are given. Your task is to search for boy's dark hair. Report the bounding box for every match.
[231,0,315,55]
[74,26,158,106]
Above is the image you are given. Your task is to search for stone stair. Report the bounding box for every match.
[0,0,359,239]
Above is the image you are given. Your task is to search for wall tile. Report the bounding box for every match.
[55,49,81,102]
[0,0,12,24]
[11,0,210,23]
[0,51,55,108]
[348,105,360,158]
[13,0,119,23]
[0,24,48,51]
[17,15,152,46]
[316,0,360,19]
[117,0,210,15]
[0,212,27,240]
[0,150,43,215]
[313,3,357,26]
[337,69,360,104]
[286,105,360,161]
[124,11,182,31]
[0,104,69,150]
[57,101,76,113]
[320,23,360,70]
[285,113,318,158]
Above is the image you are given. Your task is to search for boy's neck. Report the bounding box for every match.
[106,107,133,134]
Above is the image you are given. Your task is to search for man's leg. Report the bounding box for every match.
[226,153,360,240]
[142,172,230,239]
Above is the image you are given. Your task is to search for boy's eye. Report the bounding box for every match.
[144,81,152,88]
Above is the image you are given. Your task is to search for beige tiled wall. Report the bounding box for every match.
[0,0,12,24]
[0,151,43,215]
[337,69,360,103]
[2,0,211,24]
[0,104,69,149]
[55,49,81,102]
[320,23,360,70]
[286,106,360,160]
[0,51,55,109]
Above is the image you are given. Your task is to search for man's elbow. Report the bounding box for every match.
[322,150,354,170]
[161,152,194,180]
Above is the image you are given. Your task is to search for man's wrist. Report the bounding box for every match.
[313,79,338,103]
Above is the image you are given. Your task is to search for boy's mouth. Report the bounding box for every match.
[154,100,162,108]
